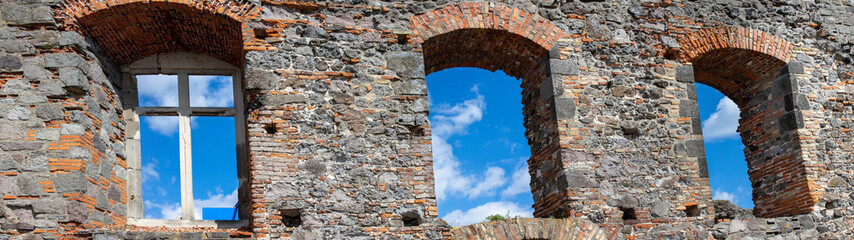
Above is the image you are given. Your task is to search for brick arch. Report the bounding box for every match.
[410,2,564,81]
[59,0,261,66]
[410,2,563,50]
[677,27,817,218]
[678,27,794,63]
[448,218,618,240]
[678,27,793,97]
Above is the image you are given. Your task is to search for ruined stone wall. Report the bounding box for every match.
[0,0,852,239]
[0,0,127,238]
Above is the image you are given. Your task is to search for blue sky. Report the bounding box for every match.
[136,67,753,223]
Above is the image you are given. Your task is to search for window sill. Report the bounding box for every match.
[128,219,248,229]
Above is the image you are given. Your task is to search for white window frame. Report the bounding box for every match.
[122,52,248,227]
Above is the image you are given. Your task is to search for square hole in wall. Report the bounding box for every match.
[620,207,637,221]
[401,211,422,227]
[685,205,701,217]
[281,209,302,227]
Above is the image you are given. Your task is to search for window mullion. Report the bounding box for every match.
[178,113,194,220]
[177,73,195,220]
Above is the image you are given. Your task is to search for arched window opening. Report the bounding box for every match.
[427,68,535,226]
[682,31,813,217]
[695,83,753,218]
[409,1,568,226]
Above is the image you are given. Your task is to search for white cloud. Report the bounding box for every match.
[145,200,181,220]
[713,188,737,203]
[701,97,741,141]
[442,201,534,226]
[194,188,239,219]
[141,163,160,183]
[430,86,485,137]
[432,86,501,200]
[143,116,179,136]
[189,75,234,107]
[501,163,530,198]
[145,188,238,220]
[137,75,179,107]
[468,167,507,199]
[713,187,750,207]
[432,135,472,200]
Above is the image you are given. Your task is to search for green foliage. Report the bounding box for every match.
[484,214,507,222]
[484,211,520,222]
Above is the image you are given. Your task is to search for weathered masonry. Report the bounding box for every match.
[0,0,852,239]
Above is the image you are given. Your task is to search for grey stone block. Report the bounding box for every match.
[554,97,576,120]
[33,198,66,214]
[676,65,695,83]
[2,5,29,24]
[784,93,810,111]
[245,69,280,90]
[558,170,598,188]
[0,142,42,151]
[259,94,308,105]
[61,124,85,135]
[0,176,14,195]
[67,201,88,223]
[772,74,798,96]
[34,128,59,141]
[0,55,22,71]
[21,155,48,172]
[301,25,328,39]
[385,51,424,80]
[0,123,24,140]
[746,218,767,231]
[59,31,85,47]
[691,117,703,134]
[45,53,89,73]
[615,196,639,208]
[781,61,805,75]
[19,92,46,104]
[30,6,54,25]
[650,201,672,218]
[35,104,65,121]
[549,59,579,76]
[22,64,48,80]
[685,139,705,158]
[778,111,804,131]
[96,191,109,210]
[54,171,87,193]
[16,174,41,196]
[58,67,90,92]
[33,30,59,48]
[7,106,31,121]
[698,157,709,178]
[0,79,30,94]
[539,75,556,100]
[729,220,748,233]
[0,160,18,171]
[679,100,699,117]
[37,80,65,96]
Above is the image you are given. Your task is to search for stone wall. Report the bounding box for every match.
[0,0,127,238]
[0,0,852,239]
